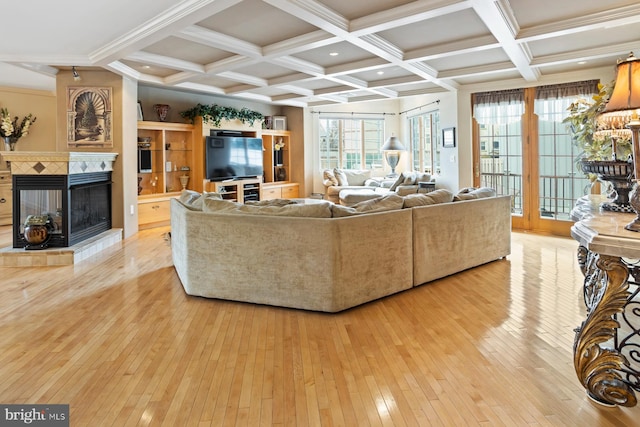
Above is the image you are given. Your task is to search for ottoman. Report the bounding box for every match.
[339,189,384,206]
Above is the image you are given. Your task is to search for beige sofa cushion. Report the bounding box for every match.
[202,198,333,217]
[454,187,497,201]
[403,189,454,208]
[352,193,404,213]
[178,190,222,210]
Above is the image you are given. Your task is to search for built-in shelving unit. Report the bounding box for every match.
[203,178,262,204]
[137,121,195,229]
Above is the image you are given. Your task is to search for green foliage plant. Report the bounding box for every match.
[562,82,631,162]
[180,104,264,127]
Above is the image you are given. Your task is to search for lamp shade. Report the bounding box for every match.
[381,136,406,151]
[599,52,640,129]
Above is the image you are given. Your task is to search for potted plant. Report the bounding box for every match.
[563,82,633,210]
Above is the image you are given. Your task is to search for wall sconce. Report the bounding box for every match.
[598,52,640,231]
[381,135,406,177]
[72,66,81,82]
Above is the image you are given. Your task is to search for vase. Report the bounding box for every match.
[3,136,17,151]
[23,215,52,250]
[179,174,190,190]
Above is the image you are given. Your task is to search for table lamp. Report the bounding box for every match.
[381,135,406,177]
[598,52,640,231]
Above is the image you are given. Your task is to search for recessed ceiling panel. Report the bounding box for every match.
[120,60,178,78]
[196,0,318,46]
[527,26,639,57]
[292,41,379,67]
[348,66,416,82]
[142,36,232,64]
[509,0,632,28]
[378,9,490,52]
[426,48,511,72]
[318,0,416,20]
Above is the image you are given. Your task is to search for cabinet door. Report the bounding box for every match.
[138,200,171,228]
[261,187,281,200]
[281,185,299,199]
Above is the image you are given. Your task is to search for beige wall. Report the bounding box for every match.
[55,69,139,238]
[0,86,57,171]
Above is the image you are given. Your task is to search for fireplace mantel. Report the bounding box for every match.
[2,151,118,175]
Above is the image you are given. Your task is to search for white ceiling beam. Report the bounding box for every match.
[177,25,263,58]
[438,61,516,79]
[91,0,243,65]
[125,51,205,73]
[404,35,500,62]
[471,0,539,81]
[350,0,473,36]
[517,4,640,42]
[262,30,340,58]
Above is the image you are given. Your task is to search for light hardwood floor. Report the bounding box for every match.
[0,226,638,426]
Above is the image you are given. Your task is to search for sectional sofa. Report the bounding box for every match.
[322,168,434,204]
[170,189,511,312]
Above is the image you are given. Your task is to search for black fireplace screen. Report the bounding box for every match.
[13,172,112,248]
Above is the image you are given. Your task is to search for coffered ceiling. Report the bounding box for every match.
[2,0,640,107]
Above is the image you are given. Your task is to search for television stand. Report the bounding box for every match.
[203,177,262,204]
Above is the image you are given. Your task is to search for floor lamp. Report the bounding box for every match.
[381,136,406,178]
[598,52,640,231]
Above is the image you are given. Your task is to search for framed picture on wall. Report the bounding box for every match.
[137,101,144,121]
[443,127,456,148]
[273,116,287,130]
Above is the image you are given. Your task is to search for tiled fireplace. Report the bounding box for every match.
[0,151,121,265]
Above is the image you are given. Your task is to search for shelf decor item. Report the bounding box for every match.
[154,104,170,122]
[180,174,190,190]
[22,214,53,250]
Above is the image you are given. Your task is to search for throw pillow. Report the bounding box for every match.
[342,169,372,186]
[333,168,348,186]
[353,193,404,213]
[323,169,339,186]
[188,191,223,210]
[388,173,406,191]
[364,178,381,187]
[403,189,454,208]
[402,171,417,185]
[415,172,432,183]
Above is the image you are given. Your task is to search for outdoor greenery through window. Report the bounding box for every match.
[319,117,384,170]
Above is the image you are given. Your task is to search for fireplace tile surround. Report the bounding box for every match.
[0,151,121,265]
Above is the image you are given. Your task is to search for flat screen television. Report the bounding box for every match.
[205,135,263,181]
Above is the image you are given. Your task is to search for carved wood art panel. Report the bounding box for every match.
[66,86,113,148]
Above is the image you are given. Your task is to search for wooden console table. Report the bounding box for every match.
[571,195,640,407]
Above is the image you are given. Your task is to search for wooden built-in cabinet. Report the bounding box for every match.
[260,129,299,200]
[203,178,262,204]
[137,121,195,228]
[137,118,301,228]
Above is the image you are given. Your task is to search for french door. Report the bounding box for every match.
[473,86,595,235]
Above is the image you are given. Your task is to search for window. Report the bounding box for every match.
[319,118,384,170]
[408,111,440,174]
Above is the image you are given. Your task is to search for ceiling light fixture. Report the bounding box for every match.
[329,52,339,56]
[72,66,81,81]
[377,71,384,75]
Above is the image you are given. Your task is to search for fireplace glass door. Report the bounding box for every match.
[18,189,64,238]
